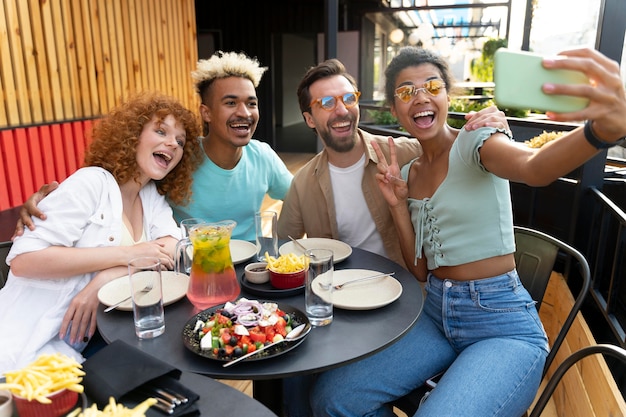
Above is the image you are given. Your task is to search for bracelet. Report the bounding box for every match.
[584,120,626,149]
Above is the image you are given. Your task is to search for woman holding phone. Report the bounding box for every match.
[311,47,626,417]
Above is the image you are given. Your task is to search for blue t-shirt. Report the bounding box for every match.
[171,139,293,241]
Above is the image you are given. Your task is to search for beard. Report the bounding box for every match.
[318,117,359,153]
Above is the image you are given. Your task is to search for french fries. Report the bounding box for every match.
[265,252,308,273]
[66,397,158,417]
[524,130,565,148]
[0,353,84,403]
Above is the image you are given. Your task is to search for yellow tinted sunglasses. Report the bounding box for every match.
[394,79,446,103]
[310,91,361,111]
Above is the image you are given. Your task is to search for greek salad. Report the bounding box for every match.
[191,298,302,360]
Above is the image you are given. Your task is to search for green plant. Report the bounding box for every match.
[470,38,507,82]
[367,109,398,125]
[447,98,494,128]
[447,97,529,127]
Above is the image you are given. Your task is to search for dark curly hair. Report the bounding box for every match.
[84,92,202,206]
[384,47,455,107]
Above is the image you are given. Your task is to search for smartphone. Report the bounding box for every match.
[494,49,590,113]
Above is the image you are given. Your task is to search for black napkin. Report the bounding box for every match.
[82,340,199,417]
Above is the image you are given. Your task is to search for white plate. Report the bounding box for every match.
[98,271,189,311]
[279,238,352,263]
[324,269,402,310]
[230,240,257,264]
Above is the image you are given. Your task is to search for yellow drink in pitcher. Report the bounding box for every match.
[186,221,240,310]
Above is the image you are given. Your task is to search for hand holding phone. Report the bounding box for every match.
[494,49,590,113]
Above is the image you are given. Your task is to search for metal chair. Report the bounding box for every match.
[391,226,591,416]
[528,344,626,417]
[0,241,11,289]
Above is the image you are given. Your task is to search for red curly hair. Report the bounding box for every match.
[84,92,202,206]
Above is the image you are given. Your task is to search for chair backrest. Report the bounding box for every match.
[513,226,591,374]
[514,227,560,310]
[0,240,12,289]
[528,344,626,417]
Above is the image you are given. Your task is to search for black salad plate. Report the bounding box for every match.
[181,301,309,363]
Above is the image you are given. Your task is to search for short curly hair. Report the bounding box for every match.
[191,51,268,105]
[84,92,202,206]
[384,47,454,107]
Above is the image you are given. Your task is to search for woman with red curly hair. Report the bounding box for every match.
[0,92,201,373]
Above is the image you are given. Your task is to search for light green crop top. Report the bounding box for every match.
[402,127,515,270]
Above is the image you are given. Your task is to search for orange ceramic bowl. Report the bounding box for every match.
[269,268,307,289]
[13,388,78,417]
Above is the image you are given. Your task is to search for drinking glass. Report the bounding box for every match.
[305,248,333,326]
[255,211,278,261]
[128,257,165,339]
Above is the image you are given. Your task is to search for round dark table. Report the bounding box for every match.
[97,246,424,414]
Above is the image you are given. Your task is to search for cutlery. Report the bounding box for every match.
[153,388,181,405]
[288,235,312,256]
[104,282,153,313]
[223,323,311,367]
[135,389,175,414]
[151,401,174,415]
[161,387,188,404]
[332,272,395,290]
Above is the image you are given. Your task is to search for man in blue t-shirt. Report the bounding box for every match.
[173,51,292,240]
[14,51,293,242]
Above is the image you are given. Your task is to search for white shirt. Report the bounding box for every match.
[329,154,386,256]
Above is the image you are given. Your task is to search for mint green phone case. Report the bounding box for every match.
[494,49,589,113]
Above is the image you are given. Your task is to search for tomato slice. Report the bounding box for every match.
[264,327,276,342]
[239,335,251,347]
[221,332,232,344]
[249,327,267,344]
[274,317,287,337]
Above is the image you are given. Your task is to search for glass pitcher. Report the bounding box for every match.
[175,220,240,310]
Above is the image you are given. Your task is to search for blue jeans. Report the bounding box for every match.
[311,270,548,417]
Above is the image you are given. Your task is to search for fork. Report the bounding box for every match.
[104,283,153,312]
[333,272,395,290]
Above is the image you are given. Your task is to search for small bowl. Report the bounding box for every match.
[12,388,78,417]
[245,262,270,284]
[0,390,13,417]
[269,267,307,289]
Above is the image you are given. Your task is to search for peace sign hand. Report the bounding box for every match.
[371,137,408,207]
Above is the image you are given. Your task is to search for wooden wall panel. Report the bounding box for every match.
[27,0,55,121]
[0,4,19,126]
[0,0,198,128]
[0,0,198,208]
